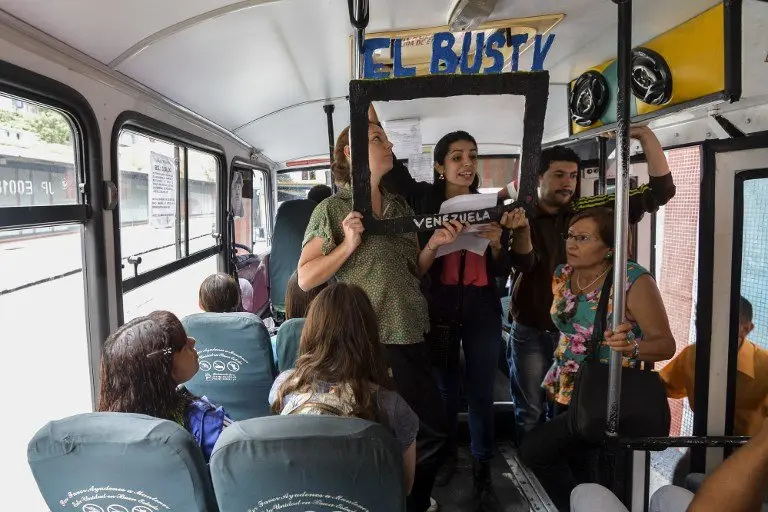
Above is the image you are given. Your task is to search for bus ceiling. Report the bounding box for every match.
[0,0,766,164]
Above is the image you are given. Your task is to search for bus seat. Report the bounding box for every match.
[275,317,305,372]
[237,250,270,317]
[182,312,277,420]
[210,415,405,512]
[27,412,218,512]
[269,199,317,318]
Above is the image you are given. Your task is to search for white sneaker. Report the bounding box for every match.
[427,497,439,512]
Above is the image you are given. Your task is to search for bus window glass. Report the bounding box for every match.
[123,254,219,322]
[0,225,91,511]
[0,92,79,210]
[253,170,270,254]
[277,169,330,208]
[187,148,219,254]
[118,130,181,279]
[741,177,768,348]
[477,157,518,194]
[649,145,701,494]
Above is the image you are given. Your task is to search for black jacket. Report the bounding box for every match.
[508,173,677,331]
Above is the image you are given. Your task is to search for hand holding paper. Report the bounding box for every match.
[434,193,499,257]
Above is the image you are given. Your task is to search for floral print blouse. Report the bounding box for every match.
[543,261,648,406]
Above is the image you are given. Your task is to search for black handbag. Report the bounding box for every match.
[427,250,466,370]
[568,268,671,444]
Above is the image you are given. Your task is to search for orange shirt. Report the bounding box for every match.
[660,339,768,436]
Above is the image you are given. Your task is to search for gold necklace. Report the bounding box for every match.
[575,266,611,293]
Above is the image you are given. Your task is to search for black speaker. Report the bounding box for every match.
[631,47,673,105]
[569,70,610,127]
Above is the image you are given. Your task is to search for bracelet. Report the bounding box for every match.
[426,243,436,253]
[631,340,640,359]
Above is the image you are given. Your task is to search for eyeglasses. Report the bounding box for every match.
[562,233,597,244]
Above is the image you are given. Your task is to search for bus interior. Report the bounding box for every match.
[2,0,768,510]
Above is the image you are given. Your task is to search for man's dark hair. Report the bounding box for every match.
[539,145,581,176]
[740,296,753,324]
[307,184,333,203]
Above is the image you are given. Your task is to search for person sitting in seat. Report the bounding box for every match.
[97,310,231,462]
[661,295,768,485]
[199,272,241,313]
[269,282,419,495]
[308,184,333,204]
[519,207,675,511]
[271,271,327,370]
[239,277,254,313]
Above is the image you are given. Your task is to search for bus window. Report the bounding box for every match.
[253,170,271,254]
[740,176,768,350]
[187,148,219,254]
[118,125,225,322]
[118,130,182,278]
[476,156,518,194]
[0,93,91,510]
[277,168,331,208]
[649,145,702,492]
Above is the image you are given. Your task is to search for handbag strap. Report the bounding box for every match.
[587,267,615,361]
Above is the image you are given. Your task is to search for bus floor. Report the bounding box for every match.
[434,363,557,511]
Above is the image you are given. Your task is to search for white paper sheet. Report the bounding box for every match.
[383,118,422,157]
[434,193,498,257]
[407,152,434,183]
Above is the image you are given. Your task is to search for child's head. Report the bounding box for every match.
[98,311,198,419]
[199,273,241,312]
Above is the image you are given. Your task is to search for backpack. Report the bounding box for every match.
[185,396,232,462]
[280,384,357,417]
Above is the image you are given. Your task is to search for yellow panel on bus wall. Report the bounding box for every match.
[570,3,725,134]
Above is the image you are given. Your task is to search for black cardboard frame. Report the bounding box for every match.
[349,72,549,234]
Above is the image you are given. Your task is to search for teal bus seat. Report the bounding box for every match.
[275,317,305,372]
[182,312,277,420]
[210,415,405,512]
[27,412,218,512]
[269,199,317,315]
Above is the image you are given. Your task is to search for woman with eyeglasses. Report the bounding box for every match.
[518,207,675,511]
[97,310,231,462]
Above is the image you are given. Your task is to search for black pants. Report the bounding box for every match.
[385,342,449,512]
[431,285,501,463]
[519,407,598,512]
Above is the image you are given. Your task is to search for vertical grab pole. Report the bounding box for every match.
[607,0,632,438]
[597,136,608,195]
[348,0,369,79]
[324,103,337,192]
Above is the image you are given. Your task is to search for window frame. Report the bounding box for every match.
[111,112,228,323]
[231,156,273,251]
[0,58,108,404]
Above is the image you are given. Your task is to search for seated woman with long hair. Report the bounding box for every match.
[97,310,231,462]
[269,283,419,495]
[519,207,675,511]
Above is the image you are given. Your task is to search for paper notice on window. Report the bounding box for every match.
[407,152,434,183]
[149,151,177,229]
[383,118,422,158]
[434,193,498,257]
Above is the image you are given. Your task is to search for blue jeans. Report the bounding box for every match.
[433,286,501,463]
[507,321,559,434]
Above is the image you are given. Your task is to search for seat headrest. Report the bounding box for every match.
[210,415,405,511]
[28,412,218,512]
[182,312,276,420]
